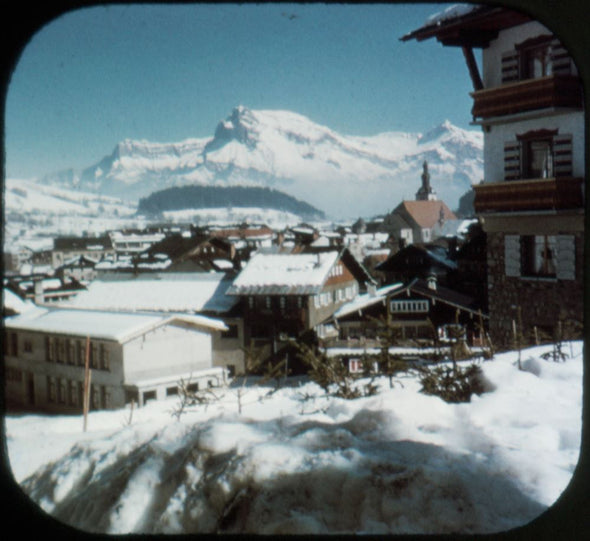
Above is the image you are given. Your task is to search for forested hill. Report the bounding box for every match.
[137,185,325,219]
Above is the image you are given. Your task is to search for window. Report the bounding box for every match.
[69,381,79,406]
[100,344,110,370]
[6,367,23,382]
[58,378,67,404]
[521,235,556,277]
[90,343,99,369]
[91,385,101,409]
[523,139,553,179]
[502,36,573,85]
[24,338,33,353]
[520,39,552,79]
[57,338,66,363]
[77,340,85,366]
[47,377,57,403]
[505,132,572,181]
[390,299,429,313]
[349,359,362,373]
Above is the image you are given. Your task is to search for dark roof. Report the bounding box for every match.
[391,278,487,317]
[376,243,456,273]
[145,234,205,259]
[53,235,113,251]
[400,5,531,48]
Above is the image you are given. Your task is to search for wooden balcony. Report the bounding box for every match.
[473,177,584,213]
[471,75,583,119]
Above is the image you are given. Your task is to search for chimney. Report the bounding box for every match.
[367,282,377,297]
[426,273,437,291]
[33,279,44,305]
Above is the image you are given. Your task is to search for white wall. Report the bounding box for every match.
[483,111,584,183]
[482,21,555,87]
[123,323,213,383]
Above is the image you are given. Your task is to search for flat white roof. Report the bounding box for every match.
[61,273,237,314]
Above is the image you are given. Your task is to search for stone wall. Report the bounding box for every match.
[486,230,584,348]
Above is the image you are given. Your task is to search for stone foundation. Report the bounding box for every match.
[486,230,584,348]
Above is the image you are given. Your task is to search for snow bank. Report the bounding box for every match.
[5,342,583,534]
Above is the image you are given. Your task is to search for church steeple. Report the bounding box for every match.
[415,160,437,201]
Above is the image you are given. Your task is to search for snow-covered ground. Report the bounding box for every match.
[4,342,583,535]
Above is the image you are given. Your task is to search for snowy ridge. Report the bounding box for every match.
[37,106,483,218]
[7,343,583,534]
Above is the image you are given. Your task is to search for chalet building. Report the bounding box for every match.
[326,277,487,350]
[55,254,99,283]
[376,242,457,287]
[5,276,87,305]
[381,162,457,244]
[4,308,226,412]
[109,230,165,257]
[226,248,376,365]
[52,235,115,270]
[57,272,246,373]
[403,5,584,346]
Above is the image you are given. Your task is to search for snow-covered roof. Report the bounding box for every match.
[60,273,238,314]
[332,283,404,320]
[227,251,340,295]
[5,308,226,342]
[6,309,162,342]
[425,3,480,26]
[2,288,40,316]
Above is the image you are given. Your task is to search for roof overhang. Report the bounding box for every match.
[401,5,532,48]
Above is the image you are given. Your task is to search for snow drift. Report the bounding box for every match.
[5,342,583,535]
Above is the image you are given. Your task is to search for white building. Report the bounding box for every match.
[403,4,584,346]
[4,308,226,412]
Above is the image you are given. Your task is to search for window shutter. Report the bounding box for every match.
[504,235,521,277]
[501,50,520,83]
[504,141,521,181]
[553,134,573,177]
[550,39,572,76]
[556,235,576,280]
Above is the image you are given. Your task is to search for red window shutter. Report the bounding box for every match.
[501,50,520,83]
[553,134,573,177]
[504,141,521,180]
[550,39,573,76]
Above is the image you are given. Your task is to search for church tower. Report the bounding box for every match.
[415,161,437,201]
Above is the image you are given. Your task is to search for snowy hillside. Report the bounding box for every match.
[5,343,583,535]
[2,178,310,254]
[38,106,483,218]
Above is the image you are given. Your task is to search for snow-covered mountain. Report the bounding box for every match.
[39,106,483,218]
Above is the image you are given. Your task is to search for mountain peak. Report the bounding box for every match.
[418,120,473,145]
[38,107,483,218]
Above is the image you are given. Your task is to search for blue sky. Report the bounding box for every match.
[5,3,480,179]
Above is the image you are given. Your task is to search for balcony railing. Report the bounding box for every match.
[473,177,584,213]
[471,75,583,119]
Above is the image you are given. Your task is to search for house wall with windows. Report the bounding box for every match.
[481,21,577,87]
[4,330,126,412]
[4,312,224,412]
[483,112,584,183]
[484,217,583,346]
